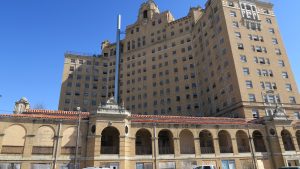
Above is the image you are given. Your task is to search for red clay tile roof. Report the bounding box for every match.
[0,109,252,125]
[130,114,250,125]
[24,109,89,116]
[0,109,89,120]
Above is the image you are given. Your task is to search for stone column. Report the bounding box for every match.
[232,137,239,155]
[292,136,300,152]
[174,137,180,157]
[94,135,101,156]
[0,133,4,153]
[119,135,131,169]
[194,138,201,157]
[23,134,35,158]
[213,137,220,156]
[152,134,159,169]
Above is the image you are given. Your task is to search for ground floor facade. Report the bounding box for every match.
[1,100,300,169]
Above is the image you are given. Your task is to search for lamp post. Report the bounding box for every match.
[74,107,81,169]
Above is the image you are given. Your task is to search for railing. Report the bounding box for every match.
[284,144,295,151]
[180,147,195,154]
[1,146,24,154]
[101,146,119,154]
[220,146,233,153]
[32,146,53,155]
[200,146,215,154]
[136,146,152,155]
[254,144,267,152]
[159,146,174,154]
[61,147,81,155]
[238,146,250,153]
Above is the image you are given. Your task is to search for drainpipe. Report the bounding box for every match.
[247,126,257,169]
[53,120,62,169]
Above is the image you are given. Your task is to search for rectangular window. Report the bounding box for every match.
[282,72,289,79]
[246,80,253,88]
[269,28,275,34]
[275,48,282,55]
[289,97,296,104]
[69,66,75,71]
[266,18,272,24]
[285,84,292,91]
[252,109,259,119]
[248,94,256,102]
[230,11,237,17]
[235,32,241,38]
[272,38,278,45]
[278,60,285,67]
[238,43,244,50]
[240,55,247,62]
[294,112,300,120]
[243,67,250,75]
[232,21,239,28]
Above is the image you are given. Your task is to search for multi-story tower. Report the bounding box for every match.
[193,0,300,119]
[59,0,300,120]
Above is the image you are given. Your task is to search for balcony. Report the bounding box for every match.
[200,147,214,154]
[136,146,152,155]
[1,146,24,154]
[32,146,53,155]
[220,146,233,153]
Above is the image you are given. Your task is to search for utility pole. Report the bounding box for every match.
[74,107,81,169]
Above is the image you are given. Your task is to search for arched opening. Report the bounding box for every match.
[218,130,233,153]
[32,126,55,155]
[101,127,120,154]
[296,131,300,150]
[281,130,295,151]
[135,129,152,155]
[179,129,195,154]
[61,127,80,155]
[158,130,174,154]
[199,130,215,154]
[236,130,250,153]
[1,125,26,154]
[143,10,148,19]
[253,131,267,152]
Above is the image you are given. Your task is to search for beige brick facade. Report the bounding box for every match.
[58,0,300,121]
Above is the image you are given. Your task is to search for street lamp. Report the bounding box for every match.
[75,107,81,169]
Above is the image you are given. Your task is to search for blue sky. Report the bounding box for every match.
[0,0,299,113]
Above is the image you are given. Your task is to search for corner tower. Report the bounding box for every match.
[138,0,160,22]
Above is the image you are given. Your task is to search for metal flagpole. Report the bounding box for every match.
[114,14,121,104]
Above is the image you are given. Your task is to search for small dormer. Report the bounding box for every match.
[138,0,160,22]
